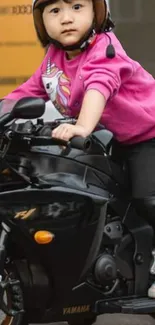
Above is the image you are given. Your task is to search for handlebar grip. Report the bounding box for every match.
[70,136,92,152]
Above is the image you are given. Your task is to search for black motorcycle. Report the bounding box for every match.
[0,97,154,325]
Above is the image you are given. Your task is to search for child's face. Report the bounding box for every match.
[43,0,94,48]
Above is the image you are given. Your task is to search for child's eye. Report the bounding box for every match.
[50,7,60,14]
[73,4,82,10]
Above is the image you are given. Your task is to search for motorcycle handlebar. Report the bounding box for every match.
[37,125,92,152]
[31,135,92,152]
[3,121,92,153]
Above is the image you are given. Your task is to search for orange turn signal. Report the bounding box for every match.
[34,231,55,244]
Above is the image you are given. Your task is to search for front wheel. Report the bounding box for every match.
[0,266,26,325]
[1,313,24,325]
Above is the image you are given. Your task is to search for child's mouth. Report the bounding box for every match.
[62,29,76,34]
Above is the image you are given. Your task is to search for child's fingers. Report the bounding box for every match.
[53,124,73,141]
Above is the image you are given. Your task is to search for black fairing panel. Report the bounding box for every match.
[28,151,124,197]
[0,186,108,304]
[30,145,125,185]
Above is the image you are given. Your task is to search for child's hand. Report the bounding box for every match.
[52,123,87,141]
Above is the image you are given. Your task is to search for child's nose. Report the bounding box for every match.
[60,9,73,24]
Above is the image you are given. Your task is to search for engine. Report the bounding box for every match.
[92,219,134,296]
[94,253,117,284]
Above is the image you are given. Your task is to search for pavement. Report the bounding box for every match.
[39,315,155,325]
[96,314,155,325]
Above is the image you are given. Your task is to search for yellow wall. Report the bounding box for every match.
[0,1,44,97]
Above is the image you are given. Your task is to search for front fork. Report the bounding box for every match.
[0,222,10,274]
[0,222,24,316]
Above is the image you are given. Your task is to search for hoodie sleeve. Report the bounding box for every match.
[82,41,134,101]
[4,58,48,101]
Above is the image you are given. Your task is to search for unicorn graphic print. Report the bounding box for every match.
[42,58,71,115]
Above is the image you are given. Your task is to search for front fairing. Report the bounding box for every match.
[0,184,108,305]
[0,141,123,306]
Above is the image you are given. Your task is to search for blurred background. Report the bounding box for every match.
[110,0,155,76]
[0,0,44,98]
[0,0,155,98]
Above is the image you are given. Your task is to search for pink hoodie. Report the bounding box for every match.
[5,32,155,144]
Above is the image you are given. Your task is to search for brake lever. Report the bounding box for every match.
[53,117,77,125]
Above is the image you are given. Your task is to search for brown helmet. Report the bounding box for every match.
[32,0,109,47]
